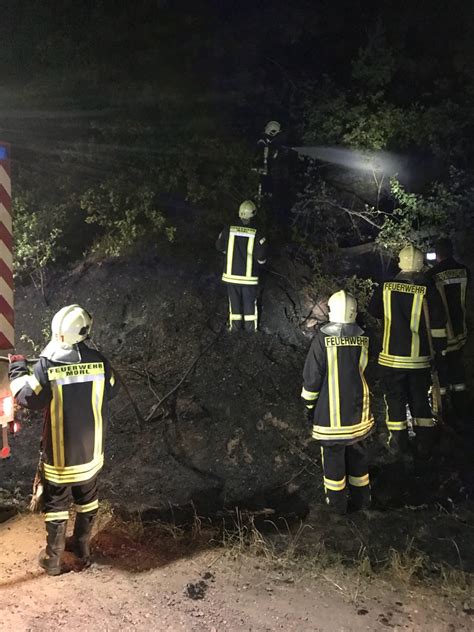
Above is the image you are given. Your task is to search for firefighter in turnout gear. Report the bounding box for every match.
[216,200,268,332]
[426,238,470,428]
[368,245,447,455]
[9,305,118,575]
[255,120,281,204]
[301,291,374,514]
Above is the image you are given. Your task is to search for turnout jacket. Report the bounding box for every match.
[368,272,447,369]
[9,342,118,486]
[216,219,267,285]
[301,323,374,444]
[426,257,470,352]
[255,135,280,177]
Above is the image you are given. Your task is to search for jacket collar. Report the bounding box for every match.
[40,341,82,364]
[320,322,364,336]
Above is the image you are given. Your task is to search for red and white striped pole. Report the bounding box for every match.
[0,142,14,348]
[0,142,14,458]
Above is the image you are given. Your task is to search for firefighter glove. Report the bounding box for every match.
[8,354,27,365]
[304,406,314,427]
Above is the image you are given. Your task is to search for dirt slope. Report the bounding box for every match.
[2,251,314,510]
[0,249,473,626]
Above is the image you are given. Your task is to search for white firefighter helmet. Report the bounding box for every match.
[51,304,92,346]
[398,244,424,272]
[264,120,281,137]
[238,200,257,221]
[327,290,357,324]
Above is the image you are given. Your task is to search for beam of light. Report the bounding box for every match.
[290,145,402,177]
[426,252,436,261]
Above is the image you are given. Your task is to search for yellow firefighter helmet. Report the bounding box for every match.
[238,200,257,220]
[51,304,93,345]
[398,244,424,272]
[264,120,281,137]
[327,290,358,324]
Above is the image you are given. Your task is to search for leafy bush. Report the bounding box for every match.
[376,171,474,256]
[81,181,175,256]
[12,192,63,298]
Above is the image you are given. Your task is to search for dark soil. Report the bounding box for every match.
[1,247,474,580]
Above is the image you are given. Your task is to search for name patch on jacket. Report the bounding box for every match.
[229,226,256,235]
[48,363,105,381]
[434,269,467,282]
[383,282,426,295]
[325,336,369,347]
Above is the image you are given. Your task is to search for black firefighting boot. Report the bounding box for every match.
[414,426,437,461]
[387,429,409,457]
[348,484,372,512]
[229,319,242,333]
[325,490,348,516]
[451,390,469,432]
[66,513,96,567]
[39,521,67,576]
[243,320,257,333]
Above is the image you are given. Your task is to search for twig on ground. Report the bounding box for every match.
[275,465,311,489]
[144,367,162,401]
[275,429,320,470]
[145,321,226,422]
[321,574,345,592]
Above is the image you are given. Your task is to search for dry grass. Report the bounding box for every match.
[385,543,426,584]
[90,502,472,600]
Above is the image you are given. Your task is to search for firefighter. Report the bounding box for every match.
[426,238,470,428]
[368,245,447,456]
[9,305,118,576]
[255,120,281,203]
[301,290,374,514]
[216,200,268,332]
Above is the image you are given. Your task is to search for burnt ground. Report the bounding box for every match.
[0,246,473,628]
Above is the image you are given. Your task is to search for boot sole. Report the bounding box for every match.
[39,561,61,576]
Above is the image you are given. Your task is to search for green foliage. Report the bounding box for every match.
[5,0,474,283]
[81,181,174,257]
[343,275,377,314]
[304,270,376,320]
[296,23,474,261]
[19,322,51,355]
[12,193,62,295]
[351,23,396,92]
[376,171,474,256]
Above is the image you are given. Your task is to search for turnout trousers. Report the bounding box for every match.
[379,366,435,453]
[226,283,258,332]
[43,477,99,524]
[436,348,468,423]
[321,441,371,514]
